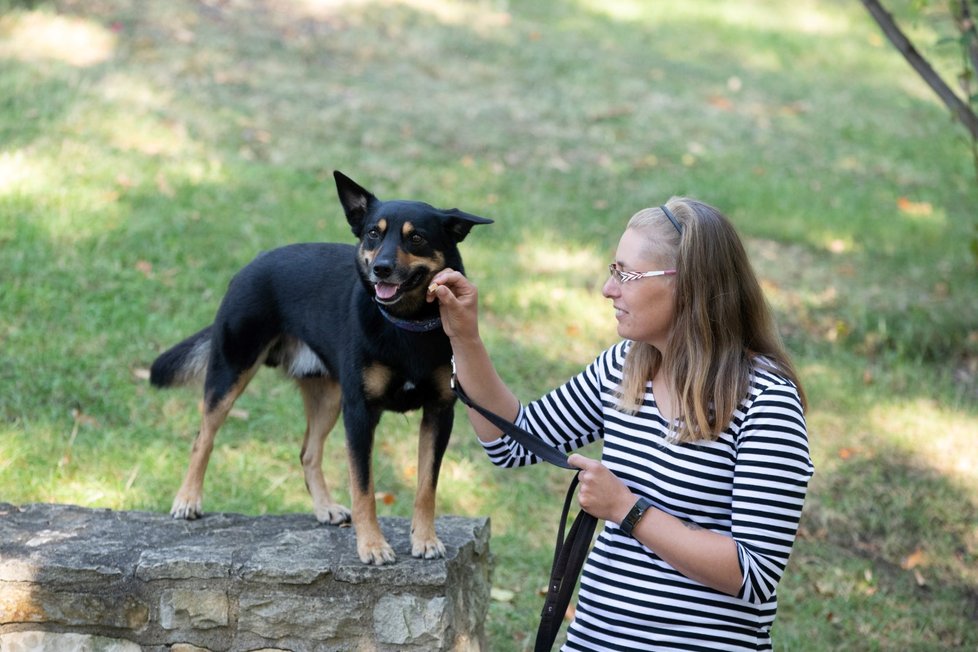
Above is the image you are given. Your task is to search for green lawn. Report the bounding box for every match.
[2,1,977,649]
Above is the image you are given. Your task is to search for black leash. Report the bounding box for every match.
[451,361,598,652]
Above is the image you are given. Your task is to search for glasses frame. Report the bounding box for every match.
[608,263,677,284]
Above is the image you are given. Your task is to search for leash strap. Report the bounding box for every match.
[451,360,598,651]
[451,370,574,470]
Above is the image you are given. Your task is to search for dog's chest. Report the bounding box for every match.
[363,360,453,411]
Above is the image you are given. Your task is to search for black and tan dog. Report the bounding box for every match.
[149,171,492,565]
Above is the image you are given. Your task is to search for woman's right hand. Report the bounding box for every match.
[426,268,480,341]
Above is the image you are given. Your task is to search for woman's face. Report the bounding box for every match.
[602,228,677,350]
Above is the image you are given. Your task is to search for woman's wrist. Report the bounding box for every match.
[618,495,653,537]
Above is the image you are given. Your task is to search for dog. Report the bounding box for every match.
[149,171,492,565]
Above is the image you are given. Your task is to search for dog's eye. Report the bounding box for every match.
[367,227,382,240]
[409,233,425,246]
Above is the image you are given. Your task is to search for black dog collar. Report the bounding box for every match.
[375,303,443,333]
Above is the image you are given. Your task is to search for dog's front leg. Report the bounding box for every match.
[345,400,395,565]
[412,404,452,559]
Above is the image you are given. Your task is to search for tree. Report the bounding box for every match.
[860,0,978,262]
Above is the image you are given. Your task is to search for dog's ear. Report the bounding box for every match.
[442,209,493,243]
[334,171,379,236]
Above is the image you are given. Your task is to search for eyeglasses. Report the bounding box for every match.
[608,264,677,284]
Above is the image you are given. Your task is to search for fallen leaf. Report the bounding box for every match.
[229,408,249,420]
[901,547,927,570]
[913,569,927,586]
[897,197,933,216]
[706,94,733,111]
[375,491,395,505]
[491,587,515,602]
[132,367,151,381]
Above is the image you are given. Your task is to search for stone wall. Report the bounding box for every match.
[0,503,491,651]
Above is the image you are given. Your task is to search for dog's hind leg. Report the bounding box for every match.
[171,361,261,520]
[411,404,452,559]
[297,375,351,525]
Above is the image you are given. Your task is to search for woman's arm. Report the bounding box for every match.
[568,454,744,596]
[568,382,812,600]
[427,269,520,441]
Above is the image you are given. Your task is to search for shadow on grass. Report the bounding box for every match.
[782,443,978,650]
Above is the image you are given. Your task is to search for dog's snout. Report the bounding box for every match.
[372,261,394,279]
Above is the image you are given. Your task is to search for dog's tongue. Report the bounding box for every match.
[375,282,399,300]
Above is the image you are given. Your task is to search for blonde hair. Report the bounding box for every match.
[616,198,806,442]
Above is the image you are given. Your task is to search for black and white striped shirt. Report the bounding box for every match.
[480,341,813,651]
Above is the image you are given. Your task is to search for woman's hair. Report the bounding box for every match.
[616,198,807,443]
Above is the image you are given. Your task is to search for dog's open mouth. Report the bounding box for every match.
[374,282,401,303]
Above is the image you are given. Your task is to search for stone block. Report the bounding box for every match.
[238,592,361,640]
[373,595,448,646]
[0,631,141,652]
[159,589,229,630]
[0,503,491,650]
[0,585,148,630]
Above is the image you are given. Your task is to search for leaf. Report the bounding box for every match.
[706,94,734,111]
[900,547,927,570]
[490,587,515,602]
[896,197,933,216]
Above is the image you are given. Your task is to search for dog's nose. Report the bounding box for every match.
[372,261,394,279]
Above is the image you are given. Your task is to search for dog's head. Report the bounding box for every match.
[334,171,493,315]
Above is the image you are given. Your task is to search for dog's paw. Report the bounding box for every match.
[314,503,352,526]
[170,495,203,520]
[357,538,397,566]
[411,534,446,560]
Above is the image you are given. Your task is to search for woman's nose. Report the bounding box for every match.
[602,277,619,298]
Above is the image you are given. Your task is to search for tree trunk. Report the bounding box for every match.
[861,0,978,140]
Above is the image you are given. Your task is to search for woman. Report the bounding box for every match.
[427,198,814,651]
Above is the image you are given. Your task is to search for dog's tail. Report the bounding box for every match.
[149,326,213,388]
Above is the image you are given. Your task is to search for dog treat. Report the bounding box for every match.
[428,282,440,294]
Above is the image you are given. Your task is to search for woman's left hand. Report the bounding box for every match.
[567,454,636,524]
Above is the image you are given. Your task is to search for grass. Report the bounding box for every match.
[2,0,977,649]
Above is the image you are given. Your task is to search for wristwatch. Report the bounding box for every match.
[619,496,653,537]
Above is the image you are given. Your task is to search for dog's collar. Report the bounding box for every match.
[375,302,443,333]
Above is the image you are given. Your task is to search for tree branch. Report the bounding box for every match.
[952,0,978,89]
[861,0,978,140]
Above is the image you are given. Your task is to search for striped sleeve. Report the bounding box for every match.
[478,348,610,468]
[732,381,813,605]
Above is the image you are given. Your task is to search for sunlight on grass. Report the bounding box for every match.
[870,398,978,492]
[576,0,850,36]
[0,11,116,68]
[0,151,35,194]
[43,477,137,510]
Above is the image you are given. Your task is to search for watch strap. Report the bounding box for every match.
[619,496,653,537]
